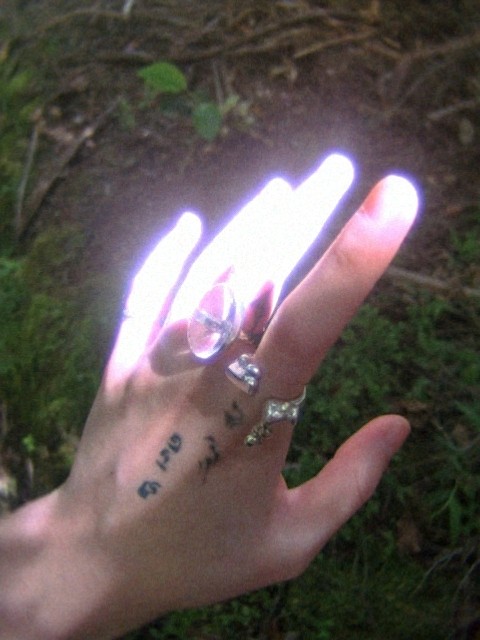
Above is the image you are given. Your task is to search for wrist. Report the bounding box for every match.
[0,488,116,640]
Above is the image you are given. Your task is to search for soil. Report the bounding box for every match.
[11,0,480,311]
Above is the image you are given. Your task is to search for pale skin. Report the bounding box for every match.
[0,171,418,640]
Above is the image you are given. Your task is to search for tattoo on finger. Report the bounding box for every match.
[199,435,220,482]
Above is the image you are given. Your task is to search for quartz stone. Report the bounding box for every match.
[188,284,243,359]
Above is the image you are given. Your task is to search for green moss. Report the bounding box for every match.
[0,55,39,238]
[0,226,107,496]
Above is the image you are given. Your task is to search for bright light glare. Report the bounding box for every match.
[167,177,293,323]
[111,211,202,373]
[168,153,354,324]
[110,153,356,377]
[375,175,419,230]
[259,152,355,301]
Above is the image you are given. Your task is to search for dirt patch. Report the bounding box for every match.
[9,0,479,306]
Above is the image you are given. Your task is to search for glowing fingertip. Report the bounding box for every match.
[263,176,292,194]
[177,210,202,237]
[294,153,355,210]
[382,175,420,223]
[321,153,355,186]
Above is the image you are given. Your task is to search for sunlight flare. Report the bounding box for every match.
[168,153,355,325]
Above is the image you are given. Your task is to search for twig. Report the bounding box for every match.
[97,51,154,65]
[402,29,480,64]
[386,266,480,301]
[18,99,120,241]
[427,98,480,122]
[377,28,480,111]
[364,38,403,61]
[14,124,39,238]
[414,548,463,594]
[393,30,480,90]
[294,29,375,59]
[122,0,136,17]
[31,7,191,38]
[171,8,360,62]
[33,8,128,33]
[455,557,480,597]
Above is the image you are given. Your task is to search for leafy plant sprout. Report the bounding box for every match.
[137,60,252,141]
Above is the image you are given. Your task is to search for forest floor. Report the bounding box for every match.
[11,0,480,299]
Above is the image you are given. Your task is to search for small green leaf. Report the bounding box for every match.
[192,102,222,141]
[137,62,187,96]
[22,434,36,455]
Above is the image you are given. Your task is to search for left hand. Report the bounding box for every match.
[1,155,419,640]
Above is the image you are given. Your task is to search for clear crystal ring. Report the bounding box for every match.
[187,284,244,360]
[244,387,307,446]
[225,354,261,396]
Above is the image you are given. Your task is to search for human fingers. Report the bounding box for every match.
[269,153,354,298]
[108,212,202,380]
[166,177,292,326]
[255,175,419,400]
[274,415,410,573]
[167,154,354,333]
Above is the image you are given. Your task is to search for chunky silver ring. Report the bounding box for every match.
[225,354,261,396]
[187,283,244,360]
[244,387,307,446]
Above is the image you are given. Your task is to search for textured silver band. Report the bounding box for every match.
[225,354,262,396]
[244,387,307,446]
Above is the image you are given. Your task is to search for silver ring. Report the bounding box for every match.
[244,387,306,446]
[225,354,261,396]
[187,284,244,360]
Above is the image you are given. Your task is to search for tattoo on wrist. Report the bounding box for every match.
[199,435,220,482]
[224,400,245,429]
[137,432,183,499]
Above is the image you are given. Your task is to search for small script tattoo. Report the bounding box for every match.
[156,432,182,471]
[199,435,220,482]
[224,400,245,429]
[137,480,161,499]
[137,432,183,499]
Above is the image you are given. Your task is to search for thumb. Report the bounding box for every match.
[282,415,410,561]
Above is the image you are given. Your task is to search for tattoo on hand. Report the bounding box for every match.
[156,432,182,471]
[137,433,182,499]
[199,435,220,482]
[137,480,161,499]
[224,401,245,429]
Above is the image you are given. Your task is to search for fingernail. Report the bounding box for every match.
[382,415,411,454]
[364,176,419,228]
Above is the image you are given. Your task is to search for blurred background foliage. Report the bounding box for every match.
[0,0,479,638]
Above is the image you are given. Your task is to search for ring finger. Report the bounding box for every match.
[245,175,419,450]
